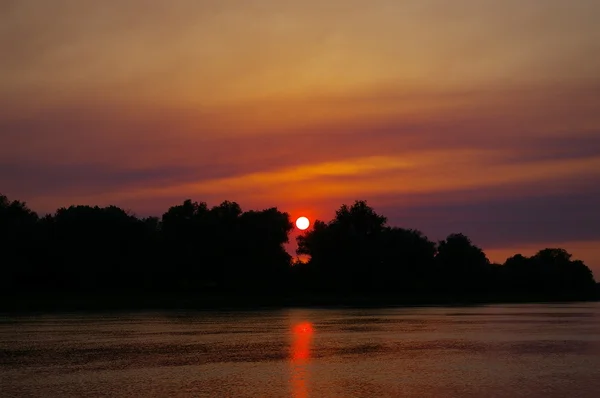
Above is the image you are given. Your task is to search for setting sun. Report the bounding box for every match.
[295,217,310,230]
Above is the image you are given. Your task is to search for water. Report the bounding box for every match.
[2,303,600,397]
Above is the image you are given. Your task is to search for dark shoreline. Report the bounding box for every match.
[2,292,598,314]
[3,196,598,314]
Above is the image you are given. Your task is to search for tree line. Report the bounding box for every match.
[294,201,597,300]
[1,194,597,304]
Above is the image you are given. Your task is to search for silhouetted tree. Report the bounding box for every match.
[0,193,597,307]
[159,200,293,293]
[378,227,436,292]
[40,205,146,292]
[161,199,211,290]
[298,200,388,292]
[434,233,491,294]
[0,194,39,291]
[501,249,596,297]
[502,253,536,293]
[235,207,293,291]
[532,249,595,291]
[204,201,244,288]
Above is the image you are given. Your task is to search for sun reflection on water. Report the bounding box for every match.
[290,322,314,398]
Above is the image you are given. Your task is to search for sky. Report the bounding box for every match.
[1,1,600,274]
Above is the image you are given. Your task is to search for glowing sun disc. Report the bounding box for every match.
[296,216,310,230]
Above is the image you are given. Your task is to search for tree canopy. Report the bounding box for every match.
[0,194,597,307]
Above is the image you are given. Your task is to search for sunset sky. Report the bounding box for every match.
[1,1,599,273]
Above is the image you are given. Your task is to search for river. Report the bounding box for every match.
[2,303,600,397]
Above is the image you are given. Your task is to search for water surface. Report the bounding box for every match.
[2,303,600,397]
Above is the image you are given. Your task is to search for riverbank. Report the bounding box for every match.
[2,290,598,313]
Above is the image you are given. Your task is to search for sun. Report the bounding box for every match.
[295,216,310,230]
